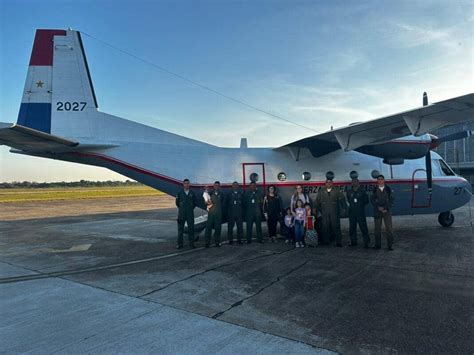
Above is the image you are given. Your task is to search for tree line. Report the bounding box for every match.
[0,180,142,189]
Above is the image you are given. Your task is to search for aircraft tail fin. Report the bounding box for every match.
[14,28,212,148]
[17,29,98,139]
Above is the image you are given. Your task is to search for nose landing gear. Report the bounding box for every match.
[438,211,454,227]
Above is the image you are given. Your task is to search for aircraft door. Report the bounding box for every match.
[242,163,266,190]
[411,169,432,208]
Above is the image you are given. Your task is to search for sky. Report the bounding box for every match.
[0,0,472,182]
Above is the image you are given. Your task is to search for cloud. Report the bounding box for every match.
[305,50,372,85]
[380,21,450,48]
[293,105,374,120]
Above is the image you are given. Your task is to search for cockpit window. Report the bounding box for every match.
[434,159,456,176]
[431,160,443,177]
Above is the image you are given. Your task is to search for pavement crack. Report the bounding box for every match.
[50,307,157,354]
[211,260,309,319]
[138,247,295,298]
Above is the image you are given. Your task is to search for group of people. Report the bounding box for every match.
[175,175,395,251]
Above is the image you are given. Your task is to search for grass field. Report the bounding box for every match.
[0,186,163,203]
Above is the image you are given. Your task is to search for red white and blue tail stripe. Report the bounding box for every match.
[17,30,66,133]
[17,29,98,138]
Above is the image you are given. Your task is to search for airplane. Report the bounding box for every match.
[0,29,473,229]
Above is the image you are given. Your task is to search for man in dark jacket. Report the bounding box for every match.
[244,182,263,243]
[371,175,395,250]
[175,178,197,249]
[346,178,370,248]
[226,181,244,244]
[205,181,224,247]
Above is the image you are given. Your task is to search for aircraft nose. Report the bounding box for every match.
[459,177,472,197]
[463,178,472,195]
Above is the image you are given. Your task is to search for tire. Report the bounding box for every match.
[438,211,454,227]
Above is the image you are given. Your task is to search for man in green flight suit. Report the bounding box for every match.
[371,174,395,251]
[346,178,370,248]
[205,181,224,247]
[226,181,244,244]
[244,181,263,244]
[175,178,197,249]
[316,179,347,247]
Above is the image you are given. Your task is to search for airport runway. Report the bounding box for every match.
[1,196,473,354]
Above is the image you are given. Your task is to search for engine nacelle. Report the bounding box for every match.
[355,135,432,164]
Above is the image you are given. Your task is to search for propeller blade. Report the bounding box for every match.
[425,151,433,192]
[423,92,428,106]
[433,130,472,145]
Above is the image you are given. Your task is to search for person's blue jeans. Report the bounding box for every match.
[295,220,304,243]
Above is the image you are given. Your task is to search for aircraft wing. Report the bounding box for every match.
[277,93,474,157]
[0,122,116,153]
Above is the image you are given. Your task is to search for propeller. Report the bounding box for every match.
[423,91,472,194]
[423,91,428,106]
[431,131,473,147]
[423,93,433,193]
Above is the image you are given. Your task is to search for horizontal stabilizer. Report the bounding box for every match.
[0,122,117,153]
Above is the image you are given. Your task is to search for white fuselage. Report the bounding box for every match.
[42,135,471,217]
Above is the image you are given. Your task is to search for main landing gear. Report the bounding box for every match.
[184,214,208,241]
[438,211,454,227]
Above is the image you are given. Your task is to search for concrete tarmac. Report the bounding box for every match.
[0,196,473,354]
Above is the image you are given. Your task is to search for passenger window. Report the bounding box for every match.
[249,173,259,182]
[371,170,380,179]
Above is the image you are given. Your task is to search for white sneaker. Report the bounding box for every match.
[285,239,289,244]
[300,243,305,248]
[295,243,300,248]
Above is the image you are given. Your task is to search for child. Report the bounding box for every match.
[294,199,306,248]
[203,186,212,211]
[283,207,294,244]
[305,203,318,247]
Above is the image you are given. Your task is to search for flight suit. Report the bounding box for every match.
[226,190,244,243]
[315,188,347,245]
[244,189,263,243]
[176,189,197,247]
[346,186,370,247]
[371,185,395,249]
[205,190,224,246]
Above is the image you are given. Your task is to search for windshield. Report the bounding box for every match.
[432,159,456,176]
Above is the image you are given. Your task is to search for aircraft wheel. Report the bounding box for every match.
[438,211,454,227]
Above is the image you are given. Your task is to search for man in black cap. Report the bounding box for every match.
[316,179,347,246]
[175,178,197,249]
[371,175,395,250]
[205,181,224,247]
[346,178,370,248]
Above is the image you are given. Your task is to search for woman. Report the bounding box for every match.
[290,185,311,214]
[263,185,283,242]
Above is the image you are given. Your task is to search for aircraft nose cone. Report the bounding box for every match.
[463,179,473,195]
[458,177,473,202]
